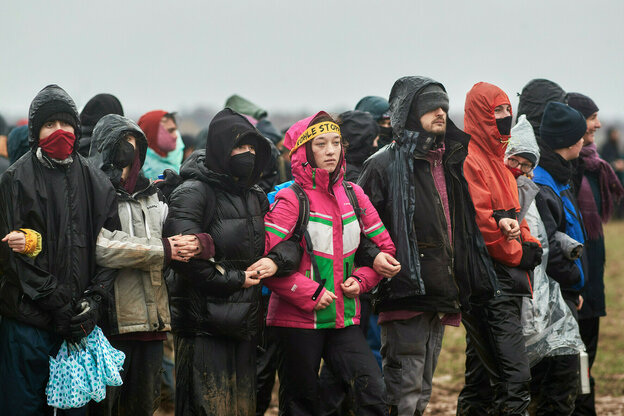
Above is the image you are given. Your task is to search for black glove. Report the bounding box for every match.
[52,303,74,338]
[69,294,102,341]
[518,241,543,270]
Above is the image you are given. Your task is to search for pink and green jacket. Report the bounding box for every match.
[263,112,395,329]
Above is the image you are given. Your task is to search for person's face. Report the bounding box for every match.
[419,107,447,134]
[230,143,256,156]
[121,136,137,181]
[161,117,177,140]
[494,104,512,119]
[39,120,74,139]
[378,118,391,128]
[311,133,341,173]
[583,112,601,145]
[505,154,534,174]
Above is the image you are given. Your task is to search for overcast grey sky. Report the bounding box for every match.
[2,0,623,121]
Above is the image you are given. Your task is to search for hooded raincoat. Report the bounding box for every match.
[88,114,171,336]
[463,82,540,296]
[0,84,120,330]
[262,111,395,330]
[340,110,379,182]
[358,76,498,313]
[516,79,566,140]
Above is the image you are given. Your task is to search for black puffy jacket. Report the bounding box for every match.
[0,85,120,330]
[358,77,499,313]
[164,109,299,340]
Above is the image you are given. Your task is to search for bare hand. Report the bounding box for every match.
[373,252,401,278]
[314,290,337,310]
[577,295,584,311]
[498,218,520,241]
[169,234,201,261]
[2,231,26,253]
[242,270,261,288]
[340,277,361,299]
[246,257,278,279]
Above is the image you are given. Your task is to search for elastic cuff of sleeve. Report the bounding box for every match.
[195,233,215,260]
[20,228,42,258]
[162,238,172,267]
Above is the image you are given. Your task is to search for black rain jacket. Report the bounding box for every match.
[340,110,379,182]
[163,108,300,340]
[0,85,120,330]
[358,76,499,314]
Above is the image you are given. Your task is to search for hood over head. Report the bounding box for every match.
[338,110,379,166]
[138,110,172,156]
[355,96,390,121]
[28,84,81,151]
[506,114,540,166]
[225,94,268,120]
[388,76,447,142]
[464,82,512,158]
[256,118,282,144]
[517,79,566,139]
[7,125,30,165]
[203,108,271,187]
[89,114,148,188]
[80,93,124,131]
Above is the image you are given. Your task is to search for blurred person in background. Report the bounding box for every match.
[79,93,124,157]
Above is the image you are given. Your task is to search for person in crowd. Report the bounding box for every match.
[7,125,30,165]
[181,132,197,161]
[339,110,379,182]
[0,113,10,173]
[506,115,586,415]
[355,96,393,147]
[530,101,589,413]
[516,78,567,140]
[458,82,543,416]
[87,114,200,416]
[139,110,182,180]
[0,84,120,415]
[79,93,124,157]
[225,94,281,193]
[358,76,498,416]
[567,93,624,415]
[262,110,399,415]
[163,108,301,415]
[600,127,624,217]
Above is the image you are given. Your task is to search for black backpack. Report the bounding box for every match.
[287,181,365,301]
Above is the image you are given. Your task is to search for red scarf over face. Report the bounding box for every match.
[39,129,75,160]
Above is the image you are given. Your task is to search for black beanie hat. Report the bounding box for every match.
[540,102,587,149]
[80,93,124,128]
[566,92,599,119]
[31,99,80,140]
[414,84,449,119]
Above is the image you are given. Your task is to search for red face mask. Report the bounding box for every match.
[156,123,177,154]
[506,165,524,179]
[39,129,76,160]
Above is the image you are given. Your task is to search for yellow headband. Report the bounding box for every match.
[289,121,341,157]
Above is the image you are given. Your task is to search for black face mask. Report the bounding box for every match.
[378,126,393,146]
[496,116,513,136]
[229,152,255,181]
[113,140,135,169]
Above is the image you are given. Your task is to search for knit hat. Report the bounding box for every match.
[506,115,539,165]
[566,92,599,119]
[414,84,449,119]
[138,110,169,156]
[31,98,80,140]
[540,102,587,150]
[80,93,124,128]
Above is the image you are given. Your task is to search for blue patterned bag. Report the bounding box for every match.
[46,326,125,409]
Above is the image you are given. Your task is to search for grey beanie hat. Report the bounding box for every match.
[415,84,449,119]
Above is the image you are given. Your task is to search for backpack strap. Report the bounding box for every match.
[289,183,325,298]
[343,181,365,229]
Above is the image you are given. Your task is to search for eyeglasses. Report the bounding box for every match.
[507,158,534,173]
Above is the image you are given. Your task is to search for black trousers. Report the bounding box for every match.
[529,354,579,416]
[457,295,531,416]
[89,339,164,416]
[256,294,280,416]
[174,334,257,416]
[275,325,387,416]
[573,317,600,416]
